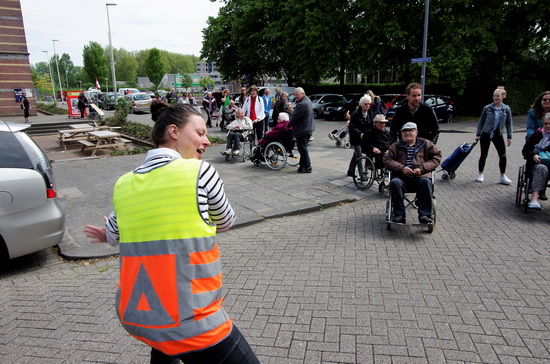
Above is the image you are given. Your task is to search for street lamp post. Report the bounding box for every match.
[420,0,430,103]
[79,81,82,90]
[106,3,117,101]
[52,40,64,101]
[42,50,55,101]
[104,77,109,94]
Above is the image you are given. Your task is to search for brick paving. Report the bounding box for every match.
[1,115,550,363]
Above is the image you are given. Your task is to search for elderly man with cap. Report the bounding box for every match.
[383,122,442,224]
[362,113,391,169]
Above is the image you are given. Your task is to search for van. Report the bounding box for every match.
[118,88,140,96]
[84,89,102,101]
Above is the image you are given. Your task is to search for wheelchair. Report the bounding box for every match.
[515,163,549,213]
[385,172,436,233]
[251,129,300,171]
[352,155,389,195]
[221,130,255,162]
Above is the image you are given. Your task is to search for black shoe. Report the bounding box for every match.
[298,167,312,173]
[418,215,432,224]
[392,215,406,224]
[539,193,547,201]
[347,171,355,177]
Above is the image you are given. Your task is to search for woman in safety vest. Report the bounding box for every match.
[84,101,260,364]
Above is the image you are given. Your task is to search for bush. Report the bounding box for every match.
[36,102,68,115]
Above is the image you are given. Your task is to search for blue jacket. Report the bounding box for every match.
[476,103,513,139]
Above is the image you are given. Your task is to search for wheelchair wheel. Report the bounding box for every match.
[286,149,300,167]
[428,199,436,233]
[264,142,287,170]
[441,173,450,181]
[515,165,524,206]
[253,159,262,168]
[353,156,376,190]
[378,182,385,195]
[345,141,351,149]
[523,176,531,213]
[386,199,392,231]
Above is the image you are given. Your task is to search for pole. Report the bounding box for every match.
[42,50,55,100]
[52,40,64,101]
[104,78,109,94]
[421,0,429,103]
[106,4,117,101]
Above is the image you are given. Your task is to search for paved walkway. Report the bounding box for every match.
[3,111,549,364]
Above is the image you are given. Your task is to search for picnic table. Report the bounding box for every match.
[79,130,131,156]
[58,125,113,150]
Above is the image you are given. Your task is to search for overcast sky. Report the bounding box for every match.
[21,0,223,66]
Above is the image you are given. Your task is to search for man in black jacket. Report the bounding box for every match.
[288,87,314,173]
[389,83,439,144]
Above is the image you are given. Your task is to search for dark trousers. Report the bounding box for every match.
[389,176,433,217]
[253,119,265,142]
[478,132,507,174]
[295,134,311,169]
[150,325,260,364]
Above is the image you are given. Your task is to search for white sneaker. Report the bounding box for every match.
[224,149,232,155]
[500,175,512,185]
[233,150,240,156]
[476,174,484,183]
[528,200,542,210]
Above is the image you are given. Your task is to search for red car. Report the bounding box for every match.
[380,94,407,110]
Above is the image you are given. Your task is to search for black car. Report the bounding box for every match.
[322,93,363,120]
[386,94,454,124]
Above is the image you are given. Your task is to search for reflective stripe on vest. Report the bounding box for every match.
[113,158,231,355]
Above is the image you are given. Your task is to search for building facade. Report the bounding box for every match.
[0,0,34,117]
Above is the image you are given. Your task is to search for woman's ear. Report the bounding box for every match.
[167,124,179,140]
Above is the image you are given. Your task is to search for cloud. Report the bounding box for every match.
[21,0,222,66]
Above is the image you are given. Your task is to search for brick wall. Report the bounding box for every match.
[0,0,35,117]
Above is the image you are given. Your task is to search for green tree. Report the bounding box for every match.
[181,74,193,89]
[113,48,139,83]
[144,48,165,87]
[200,77,215,90]
[82,41,109,84]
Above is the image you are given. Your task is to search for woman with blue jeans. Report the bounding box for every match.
[475,87,513,185]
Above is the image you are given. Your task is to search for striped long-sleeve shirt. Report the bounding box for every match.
[105,148,235,246]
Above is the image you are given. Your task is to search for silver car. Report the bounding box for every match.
[0,122,65,259]
[124,92,153,114]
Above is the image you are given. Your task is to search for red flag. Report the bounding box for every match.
[95,78,101,90]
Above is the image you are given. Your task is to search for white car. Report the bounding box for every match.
[0,122,65,260]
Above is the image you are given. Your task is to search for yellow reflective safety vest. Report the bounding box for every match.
[113,158,232,356]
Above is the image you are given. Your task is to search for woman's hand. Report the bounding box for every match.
[83,216,108,243]
[507,138,512,147]
[534,154,541,164]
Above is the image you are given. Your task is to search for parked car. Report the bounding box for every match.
[322,93,365,120]
[118,87,140,96]
[124,92,153,114]
[100,92,117,110]
[0,121,65,260]
[380,94,407,110]
[385,94,454,124]
[424,94,454,123]
[309,94,347,119]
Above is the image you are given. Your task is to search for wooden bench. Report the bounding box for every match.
[78,139,96,150]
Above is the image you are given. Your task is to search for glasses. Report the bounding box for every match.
[542,98,550,102]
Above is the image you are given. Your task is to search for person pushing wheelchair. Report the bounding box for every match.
[383,122,442,224]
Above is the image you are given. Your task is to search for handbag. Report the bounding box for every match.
[539,150,550,167]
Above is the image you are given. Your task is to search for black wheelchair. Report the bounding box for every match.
[352,155,389,195]
[250,129,300,170]
[385,172,437,233]
[515,163,550,213]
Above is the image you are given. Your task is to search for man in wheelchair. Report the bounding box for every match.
[251,112,292,162]
[383,122,442,224]
[222,108,253,156]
